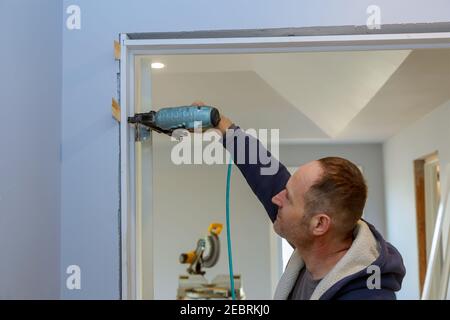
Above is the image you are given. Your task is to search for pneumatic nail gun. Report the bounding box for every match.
[128,105,221,139]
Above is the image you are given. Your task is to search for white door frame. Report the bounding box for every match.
[119,31,450,300]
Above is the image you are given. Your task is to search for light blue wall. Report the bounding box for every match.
[61,0,450,299]
[0,0,61,299]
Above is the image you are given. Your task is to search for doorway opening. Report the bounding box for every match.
[119,31,450,300]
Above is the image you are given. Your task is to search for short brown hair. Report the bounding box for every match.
[304,157,367,237]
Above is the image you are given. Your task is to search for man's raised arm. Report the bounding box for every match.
[216,113,291,222]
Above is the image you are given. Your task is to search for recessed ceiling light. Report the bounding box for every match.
[151,62,165,69]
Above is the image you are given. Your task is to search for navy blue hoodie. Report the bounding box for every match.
[222,125,406,300]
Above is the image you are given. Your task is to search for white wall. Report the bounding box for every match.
[383,99,450,299]
[151,139,386,299]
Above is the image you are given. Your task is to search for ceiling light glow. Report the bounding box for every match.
[151,62,165,69]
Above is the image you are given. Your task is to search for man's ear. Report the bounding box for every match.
[310,213,331,236]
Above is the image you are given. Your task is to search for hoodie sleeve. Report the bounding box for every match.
[221,124,291,222]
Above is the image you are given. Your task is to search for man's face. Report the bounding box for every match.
[271,161,323,246]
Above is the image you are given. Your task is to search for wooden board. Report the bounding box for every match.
[112,98,121,122]
[114,40,121,60]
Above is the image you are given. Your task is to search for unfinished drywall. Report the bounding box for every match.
[383,99,450,299]
[61,0,450,298]
[0,0,62,299]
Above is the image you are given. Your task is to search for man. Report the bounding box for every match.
[192,102,406,300]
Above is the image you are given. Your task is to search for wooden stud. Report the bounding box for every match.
[112,98,121,122]
[114,40,121,60]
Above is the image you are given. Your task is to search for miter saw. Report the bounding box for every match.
[177,223,245,300]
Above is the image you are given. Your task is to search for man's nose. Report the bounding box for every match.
[272,189,285,207]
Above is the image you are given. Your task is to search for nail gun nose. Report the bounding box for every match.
[127,112,156,127]
[128,116,138,124]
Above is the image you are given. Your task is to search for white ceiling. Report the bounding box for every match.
[145,49,450,143]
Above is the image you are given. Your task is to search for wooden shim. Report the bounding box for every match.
[114,40,121,60]
[112,98,121,122]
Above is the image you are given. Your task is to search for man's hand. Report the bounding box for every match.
[191,101,233,135]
